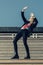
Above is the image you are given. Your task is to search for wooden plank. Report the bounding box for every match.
[0,64,32,65]
[0,64,43,65]
[0,60,43,64]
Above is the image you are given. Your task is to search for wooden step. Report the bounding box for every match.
[0,60,43,65]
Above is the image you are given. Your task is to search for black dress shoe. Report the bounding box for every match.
[11,55,19,59]
[24,56,30,59]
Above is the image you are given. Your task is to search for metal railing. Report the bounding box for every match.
[0,33,43,39]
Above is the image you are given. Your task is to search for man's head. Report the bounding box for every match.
[29,13,35,23]
[30,12,35,18]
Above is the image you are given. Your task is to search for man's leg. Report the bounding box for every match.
[12,30,23,59]
[23,30,30,59]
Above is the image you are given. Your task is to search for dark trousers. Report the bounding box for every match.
[13,29,30,58]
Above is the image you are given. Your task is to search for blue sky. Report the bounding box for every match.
[0,0,43,27]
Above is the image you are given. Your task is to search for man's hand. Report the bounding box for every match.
[22,6,28,12]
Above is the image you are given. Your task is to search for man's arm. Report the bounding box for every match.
[21,6,30,23]
[31,18,38,28]
[33,18,38,26]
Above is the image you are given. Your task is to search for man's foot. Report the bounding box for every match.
[11,55,19,59]
[24,56,30,59]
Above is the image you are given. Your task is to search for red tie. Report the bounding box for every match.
[21,23,31,29]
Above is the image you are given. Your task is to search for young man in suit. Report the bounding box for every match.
[12,6,38,59]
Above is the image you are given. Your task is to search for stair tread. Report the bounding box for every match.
[0,60,43,64]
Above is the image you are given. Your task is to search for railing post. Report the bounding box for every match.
[33,34,35,38]
[12,34,14,38]
[36,34,37,38]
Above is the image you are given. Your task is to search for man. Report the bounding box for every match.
[12,6,38,59]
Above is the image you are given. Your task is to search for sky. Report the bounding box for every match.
[0,0,43,27]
